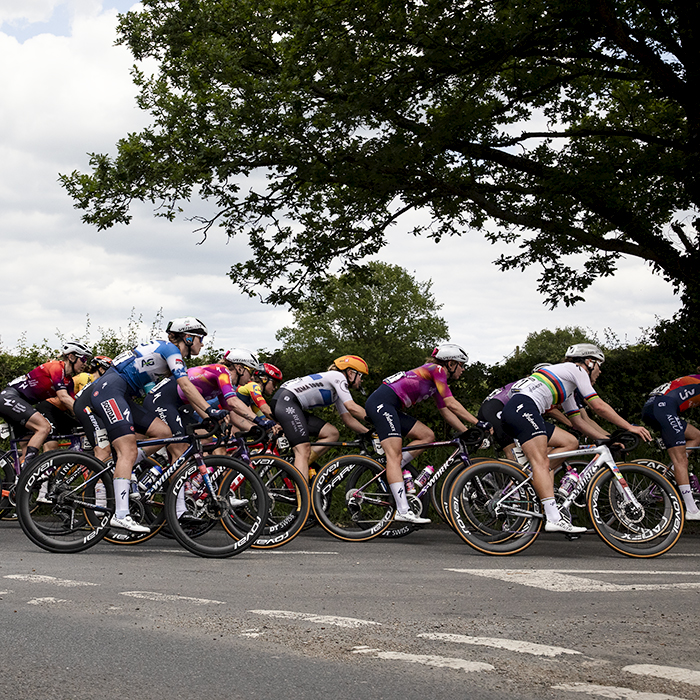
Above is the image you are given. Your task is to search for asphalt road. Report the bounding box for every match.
[2,520,700,700]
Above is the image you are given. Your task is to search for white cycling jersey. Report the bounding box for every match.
[508,362,598,414]
[280,371,353,414]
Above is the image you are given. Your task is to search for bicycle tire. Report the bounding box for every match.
[16,450,114,553]
[587,462,684,558]
[448,460,542,555]
[436,456,492,529]
[165,456,269,558]
[0,450,17,518]
[311,455,394,542]
[228,454,310,549]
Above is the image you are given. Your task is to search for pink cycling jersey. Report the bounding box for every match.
[383,363,453,409]
[7,360,72,403]
[176,364,236,405]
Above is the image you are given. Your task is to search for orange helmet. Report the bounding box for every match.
[333,355,369,375]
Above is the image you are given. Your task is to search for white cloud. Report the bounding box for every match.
[0,3,683,368]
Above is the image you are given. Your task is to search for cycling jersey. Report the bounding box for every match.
[6,360,71,403]
[648,375,700,412]
[483,381,516,406]
[278,371,353,414]
[236,381,267,417]
[508,363,598,415]
[383,363,453,409]
[111,340,188,396]
[176,364,236,405]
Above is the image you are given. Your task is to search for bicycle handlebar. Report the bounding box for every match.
[594,429,640,454]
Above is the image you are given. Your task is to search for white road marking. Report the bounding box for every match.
[27,597,69,605]
[552,682,688,699]
[446,569,700,592]
[352,646,493,673]
[418,632,580,657]
[4,574,98,587]
[624,664,700,687]
[250,610,381,628]
[120,591,226,605]
[0,590,12,595]
[240,628,263,638]
[249,550,338,555]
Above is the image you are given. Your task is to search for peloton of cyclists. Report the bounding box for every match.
[500,343,651,534]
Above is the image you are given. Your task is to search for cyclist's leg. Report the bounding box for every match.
[309,418,338,465]
[273,390,312,480]
[478,398,515,460]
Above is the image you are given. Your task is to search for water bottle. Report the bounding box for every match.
[557,469,580,498]
[414,465,435,489]
[372,433,385,455]
[129,473,141,501]
[512,443,528,466]
[402,469,416,494]
[141,462,164,490]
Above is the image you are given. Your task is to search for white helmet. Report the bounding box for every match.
[565,343,605,364]
[223,348,260,370]
[532,362,552,372]
[431,343,469,364]
[62,341,92,358]
[166,317,208,336]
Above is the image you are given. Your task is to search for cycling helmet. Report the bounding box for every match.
[532,362,553,372]
[333,355,369,375]
[223,348,260,371]
[431,343,469,364]
[565,343,605,364]
[256,363,283,382]
[166,317,208,337]
[62,341,92,358]
[89,355,112,372]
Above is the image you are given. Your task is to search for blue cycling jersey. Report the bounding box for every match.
[111,340,188,396]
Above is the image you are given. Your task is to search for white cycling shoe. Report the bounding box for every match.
[394,510,431,525]
[544,518,587,534]
[110,514,150,533]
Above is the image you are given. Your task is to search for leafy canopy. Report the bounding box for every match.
[61,0,700,311]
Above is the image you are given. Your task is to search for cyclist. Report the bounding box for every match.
[237,363,283,423]
[0,341,92,468]
[641,370,700,520]
[85,317,225,532]
[365,344,488,525]
[272,355,371,480]
[501,343,651,534]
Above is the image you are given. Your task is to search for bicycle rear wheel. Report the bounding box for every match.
[231,454,310,549]
[448,461,542,555]
[165,456,269,558]
[312,455,394,541]
[588,462,683,558]
[16,451,114,553]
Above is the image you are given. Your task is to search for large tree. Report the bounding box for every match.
[62,0,700,312]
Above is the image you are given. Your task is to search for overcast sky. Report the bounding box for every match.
[0,1,682,367]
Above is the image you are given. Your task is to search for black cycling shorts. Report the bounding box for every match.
[501,394,555,445]
[272,388,328,447]
[365,384,418,441]
[642,396,687,449]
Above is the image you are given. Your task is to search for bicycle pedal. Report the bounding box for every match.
[564,533,582,541]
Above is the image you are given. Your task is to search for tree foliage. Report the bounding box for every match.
[62,0,700,316]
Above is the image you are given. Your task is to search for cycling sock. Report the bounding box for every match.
[390,481,410,514]
[679,484,699,513]
[113,478,131,519]
[134,447,146,465]
[400,451,415,468]
[542,497,561,522]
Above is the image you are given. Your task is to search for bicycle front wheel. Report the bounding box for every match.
[588,462,684,558]
[16,451,114,553]
[165,456,269,558]
[448,461,542,555]
[312,455,394,541]
[0,450,17,519]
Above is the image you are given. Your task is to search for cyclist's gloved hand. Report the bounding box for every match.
[476,420,492,431]
[206,407,229,421]
[253,416,276,430]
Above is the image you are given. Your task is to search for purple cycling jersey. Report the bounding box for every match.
[383,363,453,409]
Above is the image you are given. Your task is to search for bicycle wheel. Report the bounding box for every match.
[436,456,492,528]
[448,460,542,555]
[588,462,684,558]
[230,454,310,549]
[311,455,394,541]
[92,458,168,545]
[0,450,17,518]
[16,451,114,553]
[165,456,269,558]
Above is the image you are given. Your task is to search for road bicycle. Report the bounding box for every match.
[15,419,270,558]
[447,431,684,558]
[310,427,487,542]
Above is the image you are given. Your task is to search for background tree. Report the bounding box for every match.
[62,0,700,325]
